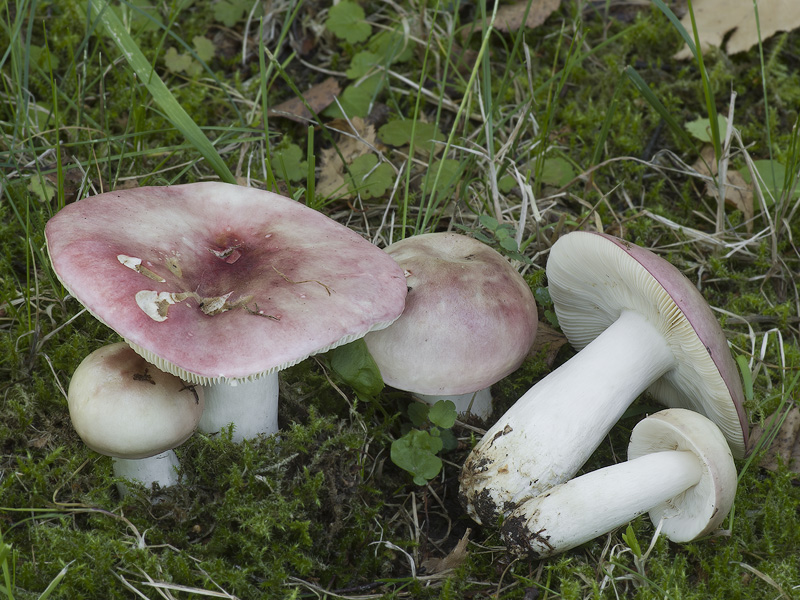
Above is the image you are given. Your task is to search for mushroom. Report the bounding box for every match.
[501,409,737,558]
[46,182,407,442]
[460,231,748,524]
[68,342,204,495]
[364,232,538,419]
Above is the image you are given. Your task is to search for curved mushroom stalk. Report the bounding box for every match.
[460,309,675,523]
[198,373,279,441]
[459,232,748,525]
[500,409,737,558]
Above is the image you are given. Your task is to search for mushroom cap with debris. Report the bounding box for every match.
[46,182,407,384]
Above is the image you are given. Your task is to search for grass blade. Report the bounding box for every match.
[84,0,236,184]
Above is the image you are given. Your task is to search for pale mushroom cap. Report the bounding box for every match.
[364,233,538,395]
[68,343,205,460]
[546,231,748,458]
[45,183,407,384]
[628,408,737,541]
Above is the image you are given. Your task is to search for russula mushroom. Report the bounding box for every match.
[363,232,538,419]
[501,409,737,558]
[46,182,407,442]
[460,231,748,525]
[68,342,204,494]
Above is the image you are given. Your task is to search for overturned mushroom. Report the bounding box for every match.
[364,232,538,420]
[460,231,748,525]
[502,409,737,558]
[47,182,407,441]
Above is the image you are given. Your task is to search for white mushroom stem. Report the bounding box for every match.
[461,309,677,522]
[112,450,182,496]
[198,372,279,442]
[416,388,492,421]
[501,449,703,557]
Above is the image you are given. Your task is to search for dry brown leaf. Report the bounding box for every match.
[675,0,800,59]
[316,117,377,200]
[749,406,800,473]
[692,145,754,232]
[268,77,340,123]
[529,321,569,368]
[421,529,471,575]
[468,0,561,33]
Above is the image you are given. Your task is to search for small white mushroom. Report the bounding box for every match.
[67,342,204,495]
[501,409,737,558]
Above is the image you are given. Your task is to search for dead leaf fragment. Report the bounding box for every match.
[692,145,754,232]
[674,0,800,59]
[421,529,471,575]
[268,77,341,123]
[316,117,377,200]
[468,0,561,33]
[749,406,800,473]
[529,321,569,368]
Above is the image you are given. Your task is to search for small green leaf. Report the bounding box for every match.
[438,428,458,452]
[347,154,394,199]
[498,174,517,193]
[391,429,444,485]
[479,214,500,231]
[407,402,430,427]
[28,177,56,202]
[328,338,384,400]
[735,354,754,403]
[193,35,216,62]
[272,143,308,182]
[323,75,383,119]
[685,115,728,143]
[346,51,380,79]
[326,1,371,44]
[499,237,519,252]
[378,120,445,153]
[164,46,193,73]
[369,29,413,63]
[622,523,642,558]
[422,159,461,196]
[534,286,552,307]
[214,0,249,27]
[540,157,576,187]
[428,400,457,429]
[741,159,799,203]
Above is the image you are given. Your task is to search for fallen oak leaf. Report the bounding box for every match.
[467,0,561,33]
[421,529,471,575]
[749,406,800,475]
[692,145,754,231]
[268,77,341,123]
[674,0,800,59]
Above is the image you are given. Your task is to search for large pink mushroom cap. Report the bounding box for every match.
[45,182,407,384]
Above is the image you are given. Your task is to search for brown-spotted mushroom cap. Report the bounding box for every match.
[68,342,204,460]
[68,342,205,493]
[45,182,407,384]
[459,231,747,526]
[363,232,538,417]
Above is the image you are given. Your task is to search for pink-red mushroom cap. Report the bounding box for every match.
[45,183,407,384]
[364,232,538,397]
